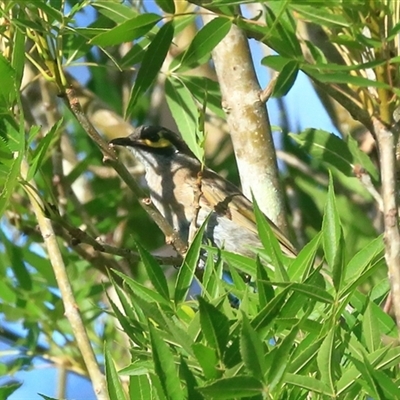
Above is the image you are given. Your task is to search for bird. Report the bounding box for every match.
[109,125,296,259]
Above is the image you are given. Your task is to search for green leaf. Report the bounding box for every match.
[363,300,381,353]
[252,287,290,338]
[197,376,264,399]
[135,241,170,301]
[305,67,391,89]
[93,1,138,23]
[149,323,185,400]
[177,17,231,71]
[0,53,17,109]
[165,77,203,160]
[11,11,26,91]
[125,21,174,118]
[129,375,153,400]
[284,373,334,396]
[252,194,287,281]
[105,345,128,400]
[27,119,62,181]
[289,4,351,27]
[192,343,219,380]
[0,121,24,219]
[220,250,257,276]
[317,329,335,394]
[287,232,321,282]
[256,256,274,308]
[240,313,266,381]
[179,75,224,119]
[290,128,378,181]
[344,235,384,286]
[272,60,299,97]
[268,325,300,390]
[113,270,172,308]
[265,282,333,304]
[155,0,175,14]
[198,296,230,358]
[3,234,32,291]
[289,336,325,374]
[322,174,344,291]
[90,13,161,46]
[174,215,208,305]
[0,383,22,399]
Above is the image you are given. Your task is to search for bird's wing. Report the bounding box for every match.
[201,169,297,257]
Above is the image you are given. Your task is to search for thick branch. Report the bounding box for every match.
[374,118,400,335]
[202,13,288,235]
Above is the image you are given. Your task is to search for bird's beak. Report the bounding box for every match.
[109,137,135,147]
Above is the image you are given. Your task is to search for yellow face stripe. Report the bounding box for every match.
[140,137,172,148]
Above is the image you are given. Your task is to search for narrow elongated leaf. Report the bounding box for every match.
[322,175,344,291]
[198,376,264,399]
[252,194,287,281]
[363,300,380,353]
[126,22,174,118]
[289,5,350,27]
[306,68,391,88]
[290,128,378,181]
[113,270,172,308]
[317,329,335,394]
[289,336,325,374]
[252,287,290,338]
[105,345,127,400]
[284,373,334,396]
[0,122,24,219]
[179,75,224,118]
[90,13,161,46]
[155,0,175,14]
[135,241,170,300]
[272,60,299,97]
[149,324,185,400]
[27,119,62,181]
[263,281,333,304]
[179,357,203,400]
[192,343,219,380]
[256,256,274,308]
[267,324,299,390]
[129,375,153,400]
[287,232,321,282]
[177,17,231,71]
[240,313,266,381]
[165,77,203,160]
[174,215,208,304]
[93,1,137,23]
[198,296,230,358]
[344,235,384,284]
[0,51,17,109]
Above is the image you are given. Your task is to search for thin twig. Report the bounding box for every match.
[259,75,278,103]
[61,86,188,255]
[20,160,108,400]
[373,117,400,335]
[353,164,383,211]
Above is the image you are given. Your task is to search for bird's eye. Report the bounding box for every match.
[147,132,160,142]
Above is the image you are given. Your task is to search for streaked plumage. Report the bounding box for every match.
[110,126,296,258]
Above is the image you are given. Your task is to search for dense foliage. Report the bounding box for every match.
[1,0,400,399]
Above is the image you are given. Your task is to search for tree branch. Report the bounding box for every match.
[61,86,188,256]
[20,160,108,400]
[373,117,400,335]
[202,13,289,235]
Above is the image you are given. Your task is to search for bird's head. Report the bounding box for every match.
[110,126,194,158]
